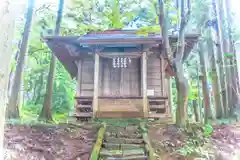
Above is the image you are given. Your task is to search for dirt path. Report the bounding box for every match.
[4,122,240,160]
[148,123,240,160]
[4,123,99,160]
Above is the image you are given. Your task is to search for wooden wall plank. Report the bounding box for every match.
[147,53,162,97]
[80,59,94,96]
[76,60,82,96]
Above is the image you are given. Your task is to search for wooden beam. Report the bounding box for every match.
[76,60,82,96]
[93,53,99,118]
[98,52,142,58]
[142,51,148,117]
[167,78,172,115]
[160,55,165,96]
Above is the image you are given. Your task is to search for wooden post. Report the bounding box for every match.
[142,52,148,117]
[160,55,165,96]
[93,53,99,118]
[168,78,172,115]
[76,60,82,97]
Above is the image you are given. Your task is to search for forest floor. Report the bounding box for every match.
[3,120,240,160]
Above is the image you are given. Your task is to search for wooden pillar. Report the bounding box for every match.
[142,52,148,117]
[167,78,172,115]
[93,53,99,118]
[76,60,82,97]
[160,55,165,96]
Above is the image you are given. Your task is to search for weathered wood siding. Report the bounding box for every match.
[100,57,141,97]
[147,53,163,96]
[80,58,94,96]
[98,99,143,112]
[78,53,170,99]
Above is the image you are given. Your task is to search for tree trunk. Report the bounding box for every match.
[39,0,64,121]
[174,0,190,127]
[214,0,229,117]
[158,0,190,127]
[198,42,212,123]
[7,0,35,119]
[208,1,224,118]
[192,100,199,122]
[224,0,238,115]
[0,1,17,158]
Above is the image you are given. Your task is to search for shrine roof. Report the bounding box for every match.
[42,29,200,78]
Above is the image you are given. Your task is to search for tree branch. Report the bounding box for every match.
[158,0,173,67]
[175,0,191,62]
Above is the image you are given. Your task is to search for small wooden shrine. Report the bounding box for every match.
[43,30,199,120]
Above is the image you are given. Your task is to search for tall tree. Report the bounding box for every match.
[159,0,191,127]
[208,0,224,118]
[7,0,35,119]
[0,0,18,158]
[214,0,229,117]
[39,0,64,121]
[198,42,211,123]
[224,0,238,114]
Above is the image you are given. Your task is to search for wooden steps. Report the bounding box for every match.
[74,112,92,118]
[73,96,172,121]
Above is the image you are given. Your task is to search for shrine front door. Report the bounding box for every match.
[100,57,141,97]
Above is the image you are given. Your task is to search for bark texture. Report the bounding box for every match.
[7,0,35,119]
[39,0,64,121]
[0,1,17,159]
[192,100,199,122]
[209,2,224,118]
[214,0,229,117]
[159,0,190,127]
[199,42,212,123]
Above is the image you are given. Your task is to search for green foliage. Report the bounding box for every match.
[224,52,233,57]
[136,25,161,36]
[203,124,213,137]
[188,80,199,101]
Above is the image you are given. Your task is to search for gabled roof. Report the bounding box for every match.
[42,29,200,78]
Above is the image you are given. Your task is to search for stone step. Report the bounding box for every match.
[100,149,122,157]
[102,143,145,150]
[100,148,145,157]
[122,148,145,157]
[105,132,142,139]
[104,137,144,144]
[102,143,120,150]
[105,155,147,160]
[121,144,145,150]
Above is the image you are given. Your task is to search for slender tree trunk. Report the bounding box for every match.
[208,1,224,118]
[0,1,17,159]
[8,41,21,99]
[192,100,199,122]
[224,0,238,115]
[198,42,212,123]
[208,37,223,118]
[7,0,35,119]
[197,65,203,122]
[214,0,229,117]
[39,0,64,121]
